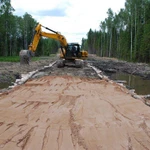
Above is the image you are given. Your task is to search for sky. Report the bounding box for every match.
[11,0,126,44]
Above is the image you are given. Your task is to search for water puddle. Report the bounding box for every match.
[107,72,150,95]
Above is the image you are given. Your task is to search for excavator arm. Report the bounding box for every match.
[28,24,68,51]
[19,23,67,64]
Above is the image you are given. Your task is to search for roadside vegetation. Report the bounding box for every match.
[0,56,20,62]
[0,56,40,62]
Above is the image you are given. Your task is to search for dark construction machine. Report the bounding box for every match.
[19,23,88,67]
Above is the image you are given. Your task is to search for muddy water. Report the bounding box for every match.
[108,72,150,95]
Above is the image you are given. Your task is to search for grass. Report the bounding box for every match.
[0,56,40,62]
[0,56,20,62]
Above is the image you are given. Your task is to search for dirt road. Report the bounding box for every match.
[0,74,150,149]
[0,57,150,149]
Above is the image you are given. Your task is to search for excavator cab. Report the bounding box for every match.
[56,43,86,68]
[66,43,81,58]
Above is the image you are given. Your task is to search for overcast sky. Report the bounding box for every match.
[11,0,126,44]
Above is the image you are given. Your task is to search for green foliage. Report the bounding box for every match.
[35,38,59,56]
[82,0,150,63]
[0,1,60,58]
[1,0,150,63]
[140,22,150,62]
[0,56,40,62]
[0,56,20,62]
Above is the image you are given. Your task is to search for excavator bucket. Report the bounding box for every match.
[20,50,32,65]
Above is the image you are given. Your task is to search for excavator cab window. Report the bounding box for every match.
[72,46,77,56]
[65,43,81,58]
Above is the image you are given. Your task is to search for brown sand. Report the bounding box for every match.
[0,76,150,150]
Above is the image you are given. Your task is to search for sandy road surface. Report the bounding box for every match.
[0,74,150,150]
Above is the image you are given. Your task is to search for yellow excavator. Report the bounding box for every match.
[19,23,88,67]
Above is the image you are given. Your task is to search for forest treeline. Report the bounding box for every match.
[0,0,150,63]
[82,0,150,62]
[0,0,59,57]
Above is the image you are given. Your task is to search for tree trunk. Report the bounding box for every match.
[134,4,137,60]
[109,29,112,57]
[130,15,133,61]
[100,33,103,57]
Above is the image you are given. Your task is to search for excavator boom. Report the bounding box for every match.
[28,24,67,52]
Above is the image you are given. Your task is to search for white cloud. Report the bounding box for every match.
[11,0,69,12]
[11,0,125,44]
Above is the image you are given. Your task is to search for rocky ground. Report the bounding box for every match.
[0,57,57,89]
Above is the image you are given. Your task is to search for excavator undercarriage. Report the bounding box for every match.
[57,58,84,68]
